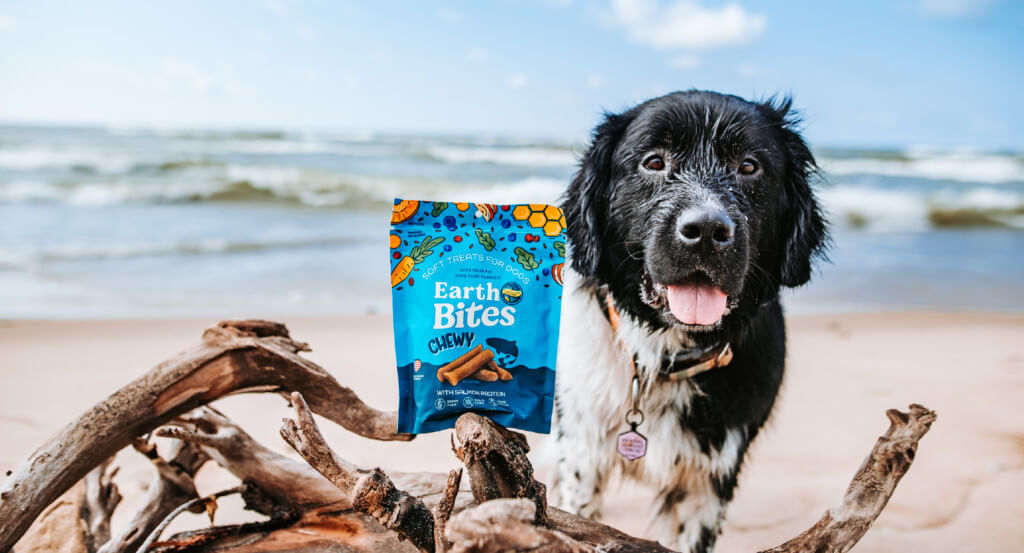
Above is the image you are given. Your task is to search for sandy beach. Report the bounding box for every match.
[2,311,1023,551]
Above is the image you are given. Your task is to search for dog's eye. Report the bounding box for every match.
[739,159,759,175]
[642,155,666,171]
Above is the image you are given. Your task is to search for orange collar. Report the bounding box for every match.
[605,295,733,382]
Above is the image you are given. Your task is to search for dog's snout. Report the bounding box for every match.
[677,208,735,251]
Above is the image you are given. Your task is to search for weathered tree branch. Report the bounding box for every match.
[145,407,456,553]
[82,459,121,552]
[14,484,91,553]
[281,392,437,552]
[0,320,410,552]
[140,486,245,553]
[156,406,349,513]
[758,403,937,553]
[453,414,547,526]
[433,469,463,553]
[147,510,416,553]
[95,439,207,553]
[447,499,597,553]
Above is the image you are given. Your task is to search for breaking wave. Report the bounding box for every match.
[0,236,359,270]
[0,166,568,208]
[818,150,1024,184]
[820,184,1024,231]
[421,145,578,167]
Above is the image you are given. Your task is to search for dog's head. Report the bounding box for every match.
[563,90,828,332]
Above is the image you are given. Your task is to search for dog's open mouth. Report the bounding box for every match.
[641,270,729,326]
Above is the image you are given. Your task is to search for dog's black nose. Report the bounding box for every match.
[678,208,735,251]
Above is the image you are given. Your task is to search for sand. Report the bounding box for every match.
[2,312,1023,551]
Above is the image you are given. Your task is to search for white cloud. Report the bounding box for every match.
[609,0,765,50]
[917,0,997,17]
[265,0,295,15]
[669,54,700,69]
[298,69,321,83]
[370,48,393,62]
[586,73,604,88]
[556,90,578,104]
[162,57,212,93]
[0,15,16,31]
[295,23,319,42]
[467,48,489,62]
[438,7,463,24]
[507,73,529,88]
[736,62,758,78]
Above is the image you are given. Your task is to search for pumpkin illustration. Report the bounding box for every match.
[391,200,420,224]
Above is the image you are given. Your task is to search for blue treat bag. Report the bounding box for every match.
[390,199,566,434]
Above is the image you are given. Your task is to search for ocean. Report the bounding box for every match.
[1,125,1021,319]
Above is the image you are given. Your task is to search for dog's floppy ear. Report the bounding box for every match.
[763,97,829,287]
[562,110,634,277]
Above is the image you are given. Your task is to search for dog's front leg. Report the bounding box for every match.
[551,432,611,520]
[650,469,735,553]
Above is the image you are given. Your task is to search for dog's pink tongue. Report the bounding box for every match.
[665,283,728,325]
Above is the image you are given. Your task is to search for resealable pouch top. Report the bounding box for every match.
[389,199,566,434]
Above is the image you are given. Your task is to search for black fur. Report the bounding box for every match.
[560,90,828,551]
[565,90,827,335]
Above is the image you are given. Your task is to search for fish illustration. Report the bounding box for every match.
[486,337,519,366]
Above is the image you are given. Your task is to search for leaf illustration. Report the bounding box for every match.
[475,228,496,251]
[514,247,539,271]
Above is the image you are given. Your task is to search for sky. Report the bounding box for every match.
[0,0,1022,149]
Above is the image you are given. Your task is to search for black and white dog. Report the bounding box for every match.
[552,90,828,552]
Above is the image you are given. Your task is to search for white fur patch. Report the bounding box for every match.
[550,267,744,552]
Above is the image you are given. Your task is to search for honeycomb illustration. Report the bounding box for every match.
[512,204,566,237]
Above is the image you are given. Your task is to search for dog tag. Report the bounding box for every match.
[617,423,647,461]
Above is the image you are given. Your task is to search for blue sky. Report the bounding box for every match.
[0,0,1021,149]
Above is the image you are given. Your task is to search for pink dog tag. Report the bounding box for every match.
[617,425,647,461]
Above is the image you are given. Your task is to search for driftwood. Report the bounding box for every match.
[760,405,937,553]
[0,320,409,553]
[281,391,439,552]
[82,459,122,551]
[0,320,936,553]
[96,439,208,553]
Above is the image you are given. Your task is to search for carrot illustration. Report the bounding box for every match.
[391,236,444,287]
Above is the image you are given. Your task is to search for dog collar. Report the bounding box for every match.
[604,292,732,462]
[603,294,733,381]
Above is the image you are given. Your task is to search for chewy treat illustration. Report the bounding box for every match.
[437,344,483,382]
[436,345,512,385]
[442,347,495,386]
[390,199,566,434]
[487,360,514,381]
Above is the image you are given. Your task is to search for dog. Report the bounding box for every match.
[551,90,828,552]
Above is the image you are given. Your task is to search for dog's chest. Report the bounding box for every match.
[556,275,729,483]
